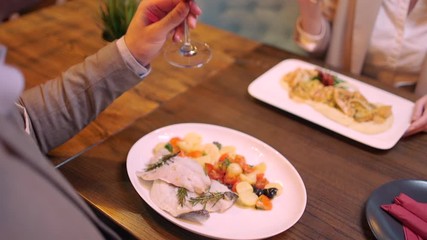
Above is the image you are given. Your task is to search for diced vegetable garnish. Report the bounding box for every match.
[161,132,283,210]
[255,195,272,210]
[265,182,283,196]
[236,182,258,207]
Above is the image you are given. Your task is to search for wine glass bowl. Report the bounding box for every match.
[164,17,211,68]
[164,40,211,68]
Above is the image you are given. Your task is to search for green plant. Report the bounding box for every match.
[100,0,140,41]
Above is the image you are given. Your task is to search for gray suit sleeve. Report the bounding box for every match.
[20,42,145,153]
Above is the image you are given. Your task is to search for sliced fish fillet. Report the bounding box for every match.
[150,180,237,223]
[137,155,211,194]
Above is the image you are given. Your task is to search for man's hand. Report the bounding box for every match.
[124,0,202,66]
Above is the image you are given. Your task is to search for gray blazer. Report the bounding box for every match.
[0,42,144,239]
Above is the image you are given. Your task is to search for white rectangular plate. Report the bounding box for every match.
[248,59,414,150]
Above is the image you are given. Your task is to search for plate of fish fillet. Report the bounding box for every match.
[127,123,306,239]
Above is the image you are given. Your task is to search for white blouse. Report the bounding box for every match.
[295,0,427,88]
[363,0,427,87]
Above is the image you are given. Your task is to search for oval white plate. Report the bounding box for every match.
[126,123,307,240]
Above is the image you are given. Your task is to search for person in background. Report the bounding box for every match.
[294,0,427,136]
[0,0,40,21]
[0,0,201,239]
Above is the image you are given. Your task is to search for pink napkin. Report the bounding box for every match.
[381,193,427,240]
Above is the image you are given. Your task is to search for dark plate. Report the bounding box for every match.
[365,179,427,240]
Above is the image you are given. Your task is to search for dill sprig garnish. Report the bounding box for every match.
[164,143,173,153]
[189,192,226,207]
[145,152,179,172]
[177,187,188,207]
[213,141,222,150]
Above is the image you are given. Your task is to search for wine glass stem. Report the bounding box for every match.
[184,20,191,45]
[180,20,197,56]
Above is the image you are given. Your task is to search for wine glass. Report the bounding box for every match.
[164,16,211,68]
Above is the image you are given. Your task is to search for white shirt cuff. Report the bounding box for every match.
[116,37,151,78]
[294,16,328,53]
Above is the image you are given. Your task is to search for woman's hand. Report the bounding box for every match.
[124,0,202,66]
[404,95,427,137]
[296,0,323,35]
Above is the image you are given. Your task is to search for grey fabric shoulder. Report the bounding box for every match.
[20,42,144,153]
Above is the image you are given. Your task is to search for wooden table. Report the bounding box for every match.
[58,43,427,239]
[2,1,427,239]
[0,0,260,164]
